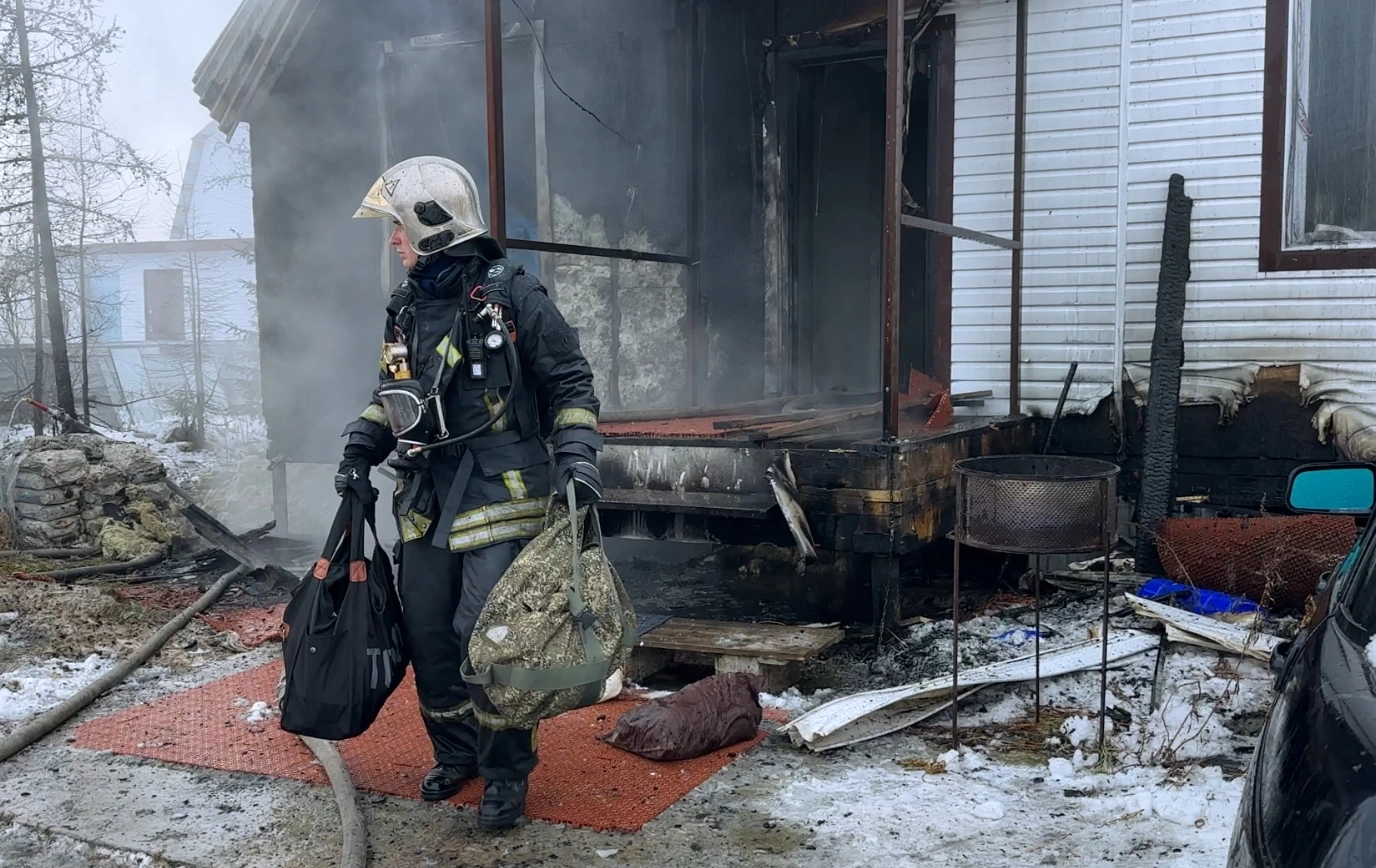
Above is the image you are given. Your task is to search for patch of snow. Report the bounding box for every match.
[937,746,988,774]
[0,822,164,867]
[0,612,19,624]
[1366,634,1376,672]
[971,800,1005,820]
[1115,648,1270,765]
[1048,756,1076,780]
[1062,715,1092,747]
[0,654,114,724]
[760,687,835,717]
[244,701,274,724]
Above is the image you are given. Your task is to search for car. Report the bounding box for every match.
[1228,462,1376,868]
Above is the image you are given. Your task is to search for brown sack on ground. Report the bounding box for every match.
[599,672,764,762]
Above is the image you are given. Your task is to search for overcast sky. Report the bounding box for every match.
[100,0,244,240]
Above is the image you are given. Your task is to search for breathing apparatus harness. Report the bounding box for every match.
[376,273,522,471]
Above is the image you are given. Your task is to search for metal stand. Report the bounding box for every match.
[949,456,1120,758]
[1034,554,1041,723]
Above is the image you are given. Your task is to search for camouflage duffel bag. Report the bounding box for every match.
[462,481,636,730]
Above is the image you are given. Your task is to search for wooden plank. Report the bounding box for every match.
[599,489,776,519]
[758,406,882,441]
[636,619,843,662]
[600,396,792,425]
[712,408,824,429]
[163,479,296,590]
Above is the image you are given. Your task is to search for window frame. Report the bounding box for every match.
[1260,0,1376,272]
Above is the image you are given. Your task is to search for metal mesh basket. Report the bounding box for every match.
[1154,515,1356,611]
[954,455,1120,555]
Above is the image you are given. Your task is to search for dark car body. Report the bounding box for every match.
[1228,469,1376,867]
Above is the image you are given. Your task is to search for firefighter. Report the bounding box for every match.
[336,156,602,830]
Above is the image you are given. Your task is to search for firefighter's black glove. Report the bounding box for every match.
[557,459,602,508]
[335,454,377,505]
[552,424,604,508]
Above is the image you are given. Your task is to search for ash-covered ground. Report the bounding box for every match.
[0,418,1278,867]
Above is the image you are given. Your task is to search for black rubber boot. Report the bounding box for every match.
[420,764,477,802]
[478,778,529,830]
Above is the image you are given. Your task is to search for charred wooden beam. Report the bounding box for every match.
[1135,175,1193,573]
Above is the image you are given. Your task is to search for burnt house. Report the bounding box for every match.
[194,0,1376,625]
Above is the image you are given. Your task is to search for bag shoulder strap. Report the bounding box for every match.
[461,482,616,701]
[320,497,354,563]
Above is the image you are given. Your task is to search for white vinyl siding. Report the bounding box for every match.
[946,0,1376,418]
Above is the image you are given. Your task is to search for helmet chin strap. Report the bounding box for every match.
[409,235,504,275]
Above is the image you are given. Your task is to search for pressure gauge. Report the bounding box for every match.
[485,332,504,351]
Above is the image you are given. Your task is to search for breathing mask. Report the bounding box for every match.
[377,297,522,464]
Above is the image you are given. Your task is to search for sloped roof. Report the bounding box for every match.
[192,0,323,139]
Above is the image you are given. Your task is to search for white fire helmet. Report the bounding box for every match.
[353,156,488,256]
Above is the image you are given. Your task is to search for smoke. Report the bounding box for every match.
[186,0,834,537]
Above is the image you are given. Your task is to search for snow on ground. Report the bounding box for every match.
[755,747,1239,867]
[0,413,267,488]
[0,655,114,723]
[761,593,1272,865]
[0,822,169,868]
[0,652,175,738]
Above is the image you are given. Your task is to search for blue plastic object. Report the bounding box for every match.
[1138,578,1265,617]
[993,627,1050,647]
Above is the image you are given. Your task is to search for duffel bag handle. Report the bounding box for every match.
[565,481,607,706]
[313,496,356,580]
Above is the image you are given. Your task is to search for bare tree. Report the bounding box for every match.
[0,0,165,429]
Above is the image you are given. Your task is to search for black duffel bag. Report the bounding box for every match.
[278,495,408,740]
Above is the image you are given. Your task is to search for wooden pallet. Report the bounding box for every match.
[628,618,844,693]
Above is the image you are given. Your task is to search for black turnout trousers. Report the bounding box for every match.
[396,529,536,782]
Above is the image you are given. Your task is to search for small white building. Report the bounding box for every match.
[79,123,258,428]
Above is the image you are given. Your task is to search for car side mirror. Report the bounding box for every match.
[1287,464,1376,515]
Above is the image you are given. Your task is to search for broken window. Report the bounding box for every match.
[1281,0,1376,250]
[143,269,186,342]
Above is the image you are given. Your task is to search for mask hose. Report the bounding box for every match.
[404,334,522,458]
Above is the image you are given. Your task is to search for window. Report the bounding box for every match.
[1261,0,1376,271]
[143,269,185,341]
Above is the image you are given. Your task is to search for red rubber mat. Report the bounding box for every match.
[199,605,287,648]
[73,661,768,833]
[113,588,286,649]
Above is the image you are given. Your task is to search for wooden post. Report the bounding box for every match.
[880,0,906,440]
[484,0,507,246]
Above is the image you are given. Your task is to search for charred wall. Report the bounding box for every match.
[252,0,697,462]
[250,0,903,462]
[1054,368,1339,512]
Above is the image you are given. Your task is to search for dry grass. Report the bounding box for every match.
[918,706,1083,766]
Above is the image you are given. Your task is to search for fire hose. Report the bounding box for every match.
[7,402,369,867]
[0,565,249,763]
